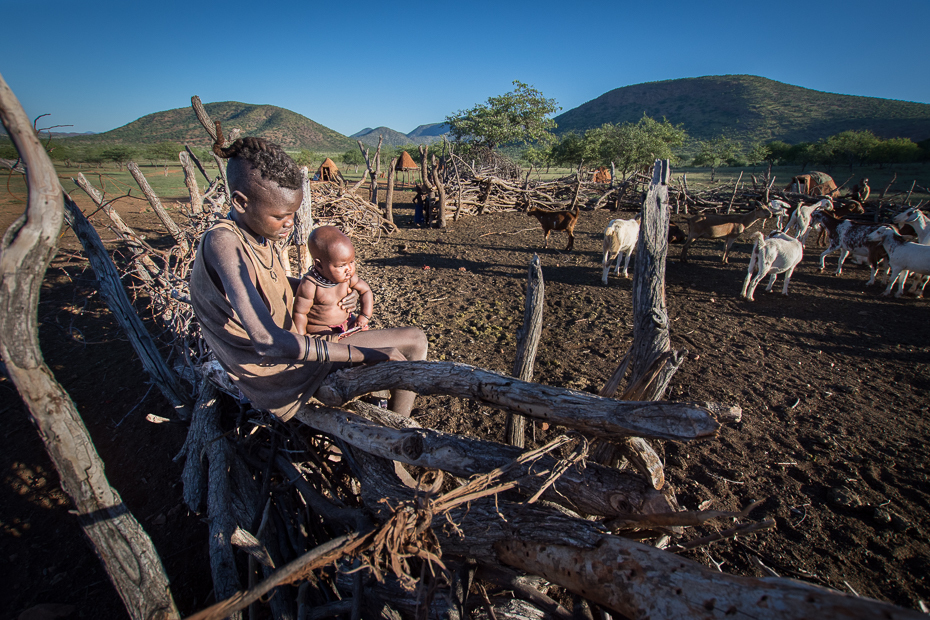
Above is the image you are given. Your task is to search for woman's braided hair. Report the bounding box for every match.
[212,121,302,190]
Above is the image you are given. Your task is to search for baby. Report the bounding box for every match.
[293,226,373,338]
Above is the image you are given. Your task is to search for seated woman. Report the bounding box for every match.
[189,134,427,420]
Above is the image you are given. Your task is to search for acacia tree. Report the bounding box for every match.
[692,135,738,181]
[595,115,687,175]
[340,148,364,173]
[446,81,560,150]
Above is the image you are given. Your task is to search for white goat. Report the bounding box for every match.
[602,217,640,284]
[783,197,831,244]
[740,232,804,301]
[767,199,792,231]
[867,227,930,298]
[893,207,930,244]
[890,207,930,293]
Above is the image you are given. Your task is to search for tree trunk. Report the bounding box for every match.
[430,155,447,228]
[0,71,180,620]
[418,144,430,190]
[385,157,397,225]
[506,254,544,448]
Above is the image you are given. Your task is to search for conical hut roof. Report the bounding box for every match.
[395,151,418,170]
[318,158,339,173]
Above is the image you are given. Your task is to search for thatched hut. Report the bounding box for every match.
[394,150,419,187]
[785,171,839,197]
[314,158,345,184]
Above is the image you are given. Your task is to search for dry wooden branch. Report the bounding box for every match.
[128,161,190,253]
[297,403,675,517]
[496,534,924,619]
[507,253,544,447]
[0,71,180,620]
[316,361,722,441]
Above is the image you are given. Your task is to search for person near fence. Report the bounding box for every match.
[190,134,427,419]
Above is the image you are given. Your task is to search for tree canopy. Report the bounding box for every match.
[446,81,559,150]
[549,115,688,174]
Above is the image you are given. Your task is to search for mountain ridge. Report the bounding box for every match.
[553,75,930,145]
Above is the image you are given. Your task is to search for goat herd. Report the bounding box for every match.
[528,197,930,301]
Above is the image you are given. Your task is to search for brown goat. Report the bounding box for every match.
[527,206,579,251]
[681,204,771,263]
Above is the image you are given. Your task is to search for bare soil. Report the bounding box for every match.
[2,190,930,619]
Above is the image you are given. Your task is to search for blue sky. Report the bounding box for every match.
[3,0,928,137]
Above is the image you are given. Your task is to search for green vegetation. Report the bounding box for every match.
[553,75,930,149]
[549,115,688,174]
[446,81,560,150]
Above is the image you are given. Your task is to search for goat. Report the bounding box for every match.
[890,207,930,293]
[740,232,803,301]
[767,199,793,231]
[811,199,866,246]
[527,206,579,251]
[602,216,640,284]
[783,197,831,244]
[867,227,930,297]
[812,210,887,280]
[680,203,771,264]
[892,207,930,244]
[668,222,686,244]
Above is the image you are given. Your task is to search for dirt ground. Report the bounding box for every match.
[2,188,929,619]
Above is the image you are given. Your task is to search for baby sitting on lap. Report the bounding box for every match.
[293,226,373,338]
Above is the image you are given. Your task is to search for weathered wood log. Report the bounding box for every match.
[0,71,180,620]
[316,361,722,441]
[506,254,544,448]
[496,536,925,619]
[353,443,920,619]
[297,403,675,517]
[296,166,314,274]
[174,381,220,512]
[179,150,204,213]
[418,144,431,191]
[384,156,397,225]
[430,154,448,228]
[127,161,190,253]
[62,194,194,419]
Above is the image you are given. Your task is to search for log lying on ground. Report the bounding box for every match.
[315,361,727,441]
[498,536,925,620]
[294,402,676,517]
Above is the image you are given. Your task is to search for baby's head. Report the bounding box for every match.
[308,226,356,284]
[213,127,303,242]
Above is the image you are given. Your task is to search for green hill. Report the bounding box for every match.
[554,75,930,145]
[63,102,354,151]
[354,126,414,148]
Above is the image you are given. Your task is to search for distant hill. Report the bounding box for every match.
[354,127,414,148]
[554,75,930,145]
[62,102,354,151]
[407,123,450,143]
[352,123,450,147]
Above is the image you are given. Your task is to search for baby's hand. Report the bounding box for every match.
[353,314,371,330]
